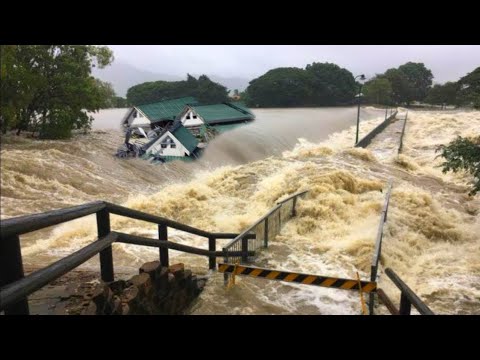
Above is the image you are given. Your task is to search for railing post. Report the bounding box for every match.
[292,197,297,217]
[208,236,216,270]
[399,292,412,315]
[223,247,229,285]
[96,208,114,282]
[385,107,388,120]
[369,265,377,315]
[0,235,30,315]
[278,206,282,229]
[158,223,169,267]
[241,236,248,262]
[264,217,269,248]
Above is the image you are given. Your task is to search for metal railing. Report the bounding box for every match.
[384,106,395,121]
[222,191,308,272]
[381,268,434,315]
[368,181,393,315]
[355,110,398,148]
[0,201,255,315]
[397,110,408,154]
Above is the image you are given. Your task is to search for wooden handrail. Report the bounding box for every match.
[116,232,255,257]
[0,200,251,241]
[0,201,106,238]
[105,202,213,238]
[0,232,118,311]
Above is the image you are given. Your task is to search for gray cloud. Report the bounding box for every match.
[108,45,480,84]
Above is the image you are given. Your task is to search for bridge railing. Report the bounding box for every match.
[0,201,254,315]
[380,268,434,315]
[368,181,392,315]
[222,191,308,280]
[355,110,398,148]
[397,110,408,154]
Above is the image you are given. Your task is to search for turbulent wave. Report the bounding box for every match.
[1,107,479,314]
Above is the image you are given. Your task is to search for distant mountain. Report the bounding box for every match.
[92,63,182,97]
[93,62,251,97]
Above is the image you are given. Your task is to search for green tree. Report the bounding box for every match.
[195,75,229,103]
[425,82,458,106]
[126,74,229,105]
[1,45,114,138]
[363,77,393,105]
[95,79,116,108]
[397,62,434,102]
[437,136,480,195]
[233,89,239,96]
[239,90,250,104]
[381,68,414,105]
[246,67,313,107]
[94,81,129,108]
[456,66,480,109]
[112,97,129,108]
[1,45,44,133]
[305,62,356,105]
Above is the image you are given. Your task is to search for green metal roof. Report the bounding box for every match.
[191,103,254,124]
[137,97,198,122]
[227,101,255,116]
[171,124,198,153]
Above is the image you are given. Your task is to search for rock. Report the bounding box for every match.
[169,263,185,280]
[111,296,123,315]
[108,280,127,295]
[155,267,169,291]
[139,261,161,281]
[162,294,176,315]
[183,269,193,282]
[123,286,139,305]
[196,277,207,294]
[81,302,98,315]
[77,261,203,315]
[121,303,130,315]
[174,288,188,313]
[91,284,113,314]
[129,273,152,297]
[167,273,176,289]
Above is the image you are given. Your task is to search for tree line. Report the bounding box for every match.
[0,45,117,139]
[124,62,479,109]
[363,64,480,109]
[243,61,479,109]
[243,63,357,107]
[126,74,229,105]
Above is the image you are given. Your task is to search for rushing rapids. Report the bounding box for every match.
[1,107,479,314]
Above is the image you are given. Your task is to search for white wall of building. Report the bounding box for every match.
[125,107,151,127]
[180,109,204,127]
[145,131,190,157]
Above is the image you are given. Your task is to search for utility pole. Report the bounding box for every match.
[354,74,366,145]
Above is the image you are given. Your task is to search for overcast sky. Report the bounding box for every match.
[108,45,480,83]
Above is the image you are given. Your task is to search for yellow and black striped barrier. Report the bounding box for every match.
[218,263,376,293]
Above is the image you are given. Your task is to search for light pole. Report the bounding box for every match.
[355,74,366,145]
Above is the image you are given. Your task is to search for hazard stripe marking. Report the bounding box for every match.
[218,263,376,292]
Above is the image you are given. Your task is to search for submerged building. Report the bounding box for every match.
[117,97,255,163]
[121,97,198,129]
